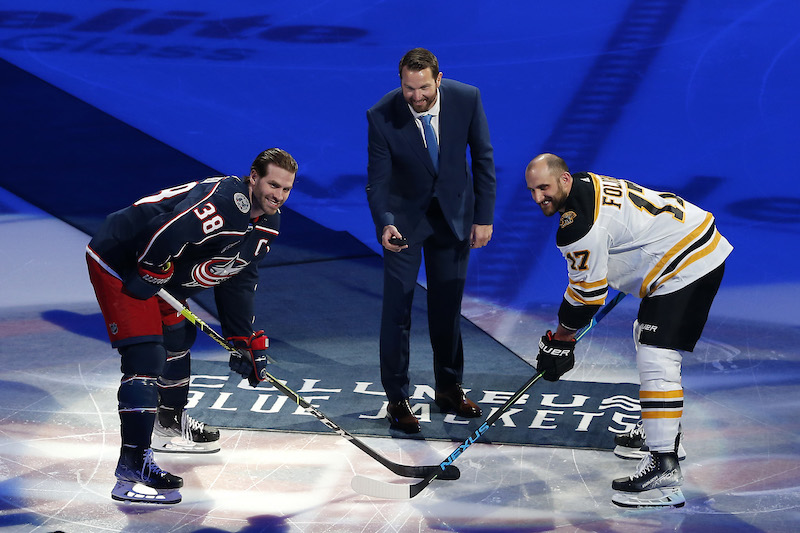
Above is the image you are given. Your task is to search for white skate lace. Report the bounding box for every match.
[630,453,655,480]
[180,410,206,440]
[141,449,167,477]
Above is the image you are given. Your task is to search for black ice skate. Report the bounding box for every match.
[111,447,183,504]
[611,451,685,508]
[614,420,686,461]
[153,407,221,453]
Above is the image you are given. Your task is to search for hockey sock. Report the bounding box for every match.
[118,342,166,448]
[118,374,158,448]
[636,343,683,451]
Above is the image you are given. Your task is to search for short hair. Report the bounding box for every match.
[398,48,439,79]
[251,148,298,178]
[541,153,570,176]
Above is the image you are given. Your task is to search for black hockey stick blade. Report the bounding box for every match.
[156,289,459,481]
[351,292,627,499]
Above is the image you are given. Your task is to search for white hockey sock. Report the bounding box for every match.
[636,343,682,452]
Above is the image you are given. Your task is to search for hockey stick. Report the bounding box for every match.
[351,291,627,499]
[156,289,460,481]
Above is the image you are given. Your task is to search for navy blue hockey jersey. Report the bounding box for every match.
[86,175,280,338]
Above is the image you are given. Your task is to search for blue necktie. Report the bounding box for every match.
[421,114,439,173]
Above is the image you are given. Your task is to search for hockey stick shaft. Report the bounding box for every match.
[351,291,627,499]
[156,289,459,480]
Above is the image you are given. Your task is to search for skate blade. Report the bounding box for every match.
[111,481,182,504]
[613,445,647,460]
[612,487,685,508]
[152,436,220,454]
[613,444,687,462]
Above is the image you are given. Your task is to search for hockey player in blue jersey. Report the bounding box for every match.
[86,148,298,504]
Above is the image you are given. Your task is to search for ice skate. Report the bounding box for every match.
[153,407,221,453]
[611,451,685,508]
[111,447,183,504]
[614,420,686,461]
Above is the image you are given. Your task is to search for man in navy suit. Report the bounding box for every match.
[366,48,497,433]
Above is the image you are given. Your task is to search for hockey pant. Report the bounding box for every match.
[634,320,682,453]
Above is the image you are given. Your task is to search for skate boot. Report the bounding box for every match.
[614,420,686,461]
[111,447,183,504]
[153,407,221,453]
[611,451,685,508]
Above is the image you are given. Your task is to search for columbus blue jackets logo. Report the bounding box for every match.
[184,253,249,288]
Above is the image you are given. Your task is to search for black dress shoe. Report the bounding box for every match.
[386,399,421,433]
[435,384,482,418]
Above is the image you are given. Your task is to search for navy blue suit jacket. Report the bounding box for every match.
[366,78,496,242]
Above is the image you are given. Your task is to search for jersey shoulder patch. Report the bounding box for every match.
[233,192,250,213]
[206,176,252,227]
[556,172,596,247]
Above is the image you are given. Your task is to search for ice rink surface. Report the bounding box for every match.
[1,197,798,533]
[2,1,799,530]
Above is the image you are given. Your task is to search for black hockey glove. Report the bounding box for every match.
[536,330,576,382]
[123,261,174,300]
[228,330,269,387]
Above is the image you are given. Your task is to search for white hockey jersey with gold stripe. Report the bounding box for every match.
[556,172,732,307]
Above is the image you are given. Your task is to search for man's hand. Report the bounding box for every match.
[536,330,576,382]
[470,224,493,248]
[228,330,269,387]
[381,225,408,252]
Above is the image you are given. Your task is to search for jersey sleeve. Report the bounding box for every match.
[557,232,608,330]
[214,261,259,339]
[556,174,609,330]
[213,210,279,339]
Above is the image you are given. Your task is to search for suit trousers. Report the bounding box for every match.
[379,198,470,402]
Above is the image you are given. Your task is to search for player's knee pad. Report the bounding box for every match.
[163,319,196,353]
[118,374,158,412]
[159,325,193,406]
[119,342,166,377]
[636,343,681,389]
[160,348,191,388]
[158,352,190,409]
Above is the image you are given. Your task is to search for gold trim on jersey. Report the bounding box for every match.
[566,277,608,305]
[572,278,608,289]
[589,172,602,225]
[639,212,719,298]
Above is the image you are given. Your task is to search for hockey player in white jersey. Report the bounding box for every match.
[525,153,732,508]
